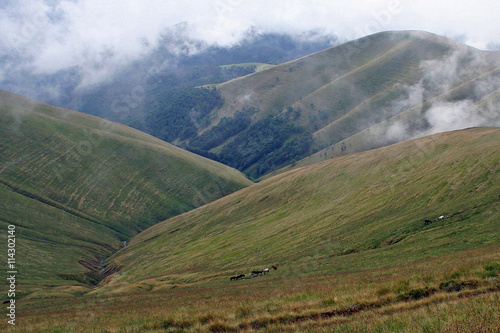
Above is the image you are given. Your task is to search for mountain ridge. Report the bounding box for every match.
[182,30,500,178]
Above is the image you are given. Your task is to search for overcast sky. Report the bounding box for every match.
[1,0,499,84]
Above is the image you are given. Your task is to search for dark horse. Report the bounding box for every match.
[230,274,245,281]
[251,270,264,276]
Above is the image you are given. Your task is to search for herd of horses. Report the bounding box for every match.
[230,265,278,281]
[230,215,448,281]
[229,215,449,281]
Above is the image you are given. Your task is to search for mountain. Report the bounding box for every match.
[182,31,500,178]
[9,31,497,181]
[0,89,251,295]
[103,127,500,292]
[0,32,337,132]
[2,31,498,332]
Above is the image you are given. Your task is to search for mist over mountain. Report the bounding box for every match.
[2,29,498,181]
[0,30,338,120]
[179,31,500,178]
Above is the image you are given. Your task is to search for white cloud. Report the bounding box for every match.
[425,100,476,134]
[401,2,500,50]
[1,0,499,86]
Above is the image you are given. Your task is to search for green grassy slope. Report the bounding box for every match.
[105,127,500,293]
[0,89,252,295]
[185,31,500,177]
[215,31,429,117]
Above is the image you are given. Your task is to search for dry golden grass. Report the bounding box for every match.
[4,245,499,332]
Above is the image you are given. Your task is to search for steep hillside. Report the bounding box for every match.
[0,90,252,295]
[104,127,500,292]
[184,31,500,178]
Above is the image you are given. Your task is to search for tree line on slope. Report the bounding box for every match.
[187,106,313,179]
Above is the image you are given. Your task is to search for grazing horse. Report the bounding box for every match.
[251,270,263,275]
[424,219,433,225]
[263,268,269,275]
[272,265,278,270]
[230,274,245,281]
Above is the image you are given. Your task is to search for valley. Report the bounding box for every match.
[0,90,251,295]
[103,127,500,291]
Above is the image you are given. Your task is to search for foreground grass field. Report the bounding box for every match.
[4,245,499,332]
[5,127,490,331]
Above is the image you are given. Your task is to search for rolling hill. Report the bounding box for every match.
[0,89,252,296]
[5,127,499,332]
[104,127,500,292]
[183,30,500,178]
